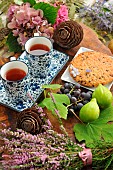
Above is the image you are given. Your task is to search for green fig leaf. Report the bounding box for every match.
[94,106,113,123]
[101,124,113,142]
[52,102,68,120]
[39,97,50,108]
[38,93,70,119]
[42,84,62,90]
[51,93,70,106]
[74,106,113,147]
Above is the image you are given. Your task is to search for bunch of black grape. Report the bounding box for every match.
[58,82,92,114]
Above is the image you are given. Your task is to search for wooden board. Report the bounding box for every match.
[0,23,113,141]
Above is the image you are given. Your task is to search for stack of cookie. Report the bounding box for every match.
[69,51,113,87]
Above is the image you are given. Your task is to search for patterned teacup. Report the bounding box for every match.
[0,60,29,100]
[25,36,53,77]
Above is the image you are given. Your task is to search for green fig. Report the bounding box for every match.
[79,98,100,123]
[92,84,113,109]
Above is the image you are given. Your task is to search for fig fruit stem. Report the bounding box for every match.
[69,109,84,124]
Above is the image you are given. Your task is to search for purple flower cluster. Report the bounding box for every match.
[0,125,83,169]
[7,2,54,46]
[79,1,113,33]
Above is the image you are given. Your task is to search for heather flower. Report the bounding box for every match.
[79,1,113,33]
[46,119,52,127]
[0,126,84,169]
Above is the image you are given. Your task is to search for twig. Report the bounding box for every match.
[69,108,84,124]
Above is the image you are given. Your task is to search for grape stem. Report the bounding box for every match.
[69,88,74,94]
[69,109,84,124]
[67,98,84,108]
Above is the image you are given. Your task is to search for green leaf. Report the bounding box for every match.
[104,154,113,170]
[101,124,113,142]
[22,0,36,6]
[6,32,22,52]
[52,93,70,106]
[96,106,113,123]
[39,98,68,119]
[53,102,68,119]
[73,123,94,144]
[102,7,111,12]
[39,93,70,119]
[74,106,113,147]
[39,97,53,109]
[99,13,103,17]
[33,2,59,24]
[42,84,62,90]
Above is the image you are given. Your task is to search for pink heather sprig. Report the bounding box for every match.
[0,126,84,170]
[49,92,68,136]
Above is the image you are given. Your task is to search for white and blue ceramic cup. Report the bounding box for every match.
[25,36,53,77]
[0,60,29,100]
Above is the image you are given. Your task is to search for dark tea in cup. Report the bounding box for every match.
[5,68,26,81]
[29,44,50,55]
[25,36,53,76]
[0,60,29,99]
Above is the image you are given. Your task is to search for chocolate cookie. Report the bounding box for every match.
[69,51,113,87]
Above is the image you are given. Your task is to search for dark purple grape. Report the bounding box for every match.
[87,91,93,95]
[83,100,89,105]
[71,96,77,103]
[74,90,81,97]
[64,88,70,94]
[83,93,91,100]
[60,86,65,93]
[81,92,86,98]
[66,93,71,99]
[68,83,73,89]
[64,82,69,89]
[73,105,78,111]
[70,105,74,110]
[77,103,83,109]
[78,88,81,92]
[74,83,81,89]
